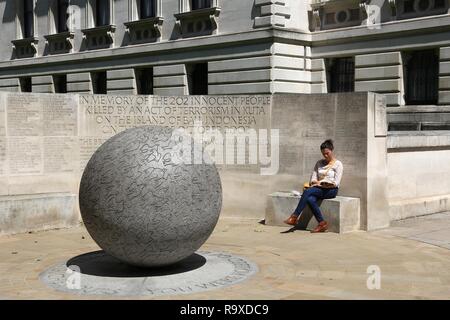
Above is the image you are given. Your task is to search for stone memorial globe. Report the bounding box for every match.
[79,125,222,267]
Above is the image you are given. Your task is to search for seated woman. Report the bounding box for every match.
[284,139,343,233]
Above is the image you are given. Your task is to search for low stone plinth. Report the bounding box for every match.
[0,193,79,235]
[265,191,361,233]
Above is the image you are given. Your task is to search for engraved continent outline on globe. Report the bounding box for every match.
[79,125,222,267]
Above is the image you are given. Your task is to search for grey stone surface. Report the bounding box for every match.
[0,193,78,235]
[39,250,258,297]
[0,0,449,103]
[269,93,389,231]
[374,211,450,250]
[387,131,450,149]
[265,191,360,233]
[0,90,445,236]
[79,125,222,267]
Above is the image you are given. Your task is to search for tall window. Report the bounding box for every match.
[191,0,212,10]
[20,77,32,92]
[23,0,34,38]
[328,57,355,93]
[92,71,107,94]
[54,75,67,93]
[96,0,110,26]
[139,0,156,19]
[57,0,70,33]
[404,49,439,105]
[187,63,208,95]
[403,0,415,13]
[136,68,154,94]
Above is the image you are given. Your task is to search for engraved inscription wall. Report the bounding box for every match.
[42,95,78,136]
[0,92,384,205]
[0,93,273,177]
[7,93,43,136]
[43,137,79,174]
[8,136,43,175]
[78,95,272,172]
[2,93,79,176]
[78,95,271,136]
[0,91,388,228]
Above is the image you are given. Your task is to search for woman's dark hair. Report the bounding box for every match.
[320,139,334,151]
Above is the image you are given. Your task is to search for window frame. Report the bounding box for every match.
[91,71,108,94]
[179,0,218,13]
[403,49,439,105]
[87,0,114,28]
[56,0,70,33]
[130,0,162,21]
[17,0,35,39]
[186,62,208,95]
[326,57,355,93]
[191,0,212,11]
[135,67,154,95]
[398,0,449,19]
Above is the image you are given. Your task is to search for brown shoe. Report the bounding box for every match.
[284,214,298,226]
[311,221,328,233]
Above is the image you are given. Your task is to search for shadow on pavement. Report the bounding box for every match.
[66,250,207,278]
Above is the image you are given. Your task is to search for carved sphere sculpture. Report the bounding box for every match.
[79,125,222,267]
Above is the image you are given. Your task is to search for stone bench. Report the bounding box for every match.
[265,191,360,233]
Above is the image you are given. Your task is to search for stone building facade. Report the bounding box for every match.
[0,0,450,130]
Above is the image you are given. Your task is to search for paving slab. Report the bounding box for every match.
[0,217,450,299]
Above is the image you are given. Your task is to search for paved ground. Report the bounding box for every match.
[375,212,450,250]
[1,213,450,300]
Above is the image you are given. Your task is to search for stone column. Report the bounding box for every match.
[107,69,136,95]
[0,78,20,92]
[310,58,326,93]
[254,0,291,28]
[208,55,272,95]
[67,72,92,94]
[32,75,54,93]
[355,52,404,107]
[153,64,188,95]
[272,43,311,94]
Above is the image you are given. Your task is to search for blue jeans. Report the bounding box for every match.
[293,186,339,223]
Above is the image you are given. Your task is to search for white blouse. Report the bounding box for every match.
[310,159,344,188]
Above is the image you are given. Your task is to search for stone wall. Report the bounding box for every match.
[266,93,389,231]
[0,91,388,234]
[387,131,450,221]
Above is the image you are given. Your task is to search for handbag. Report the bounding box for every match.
[303,159,336,190]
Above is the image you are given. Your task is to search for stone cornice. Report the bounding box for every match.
[0,28,310,71]
[311,13,450,45]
